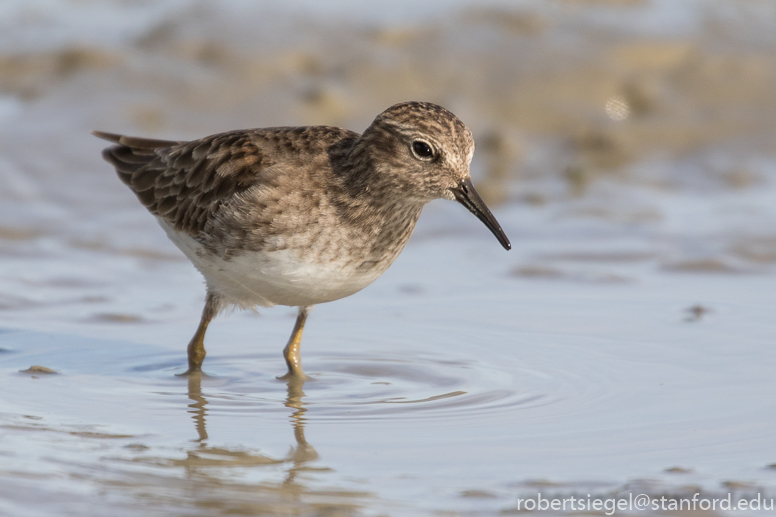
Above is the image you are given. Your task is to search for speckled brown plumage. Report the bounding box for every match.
[94,101,510,377]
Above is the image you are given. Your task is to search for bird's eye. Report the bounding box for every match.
[411,140,434,160]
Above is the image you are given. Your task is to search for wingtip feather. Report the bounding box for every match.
[91,130,123,143]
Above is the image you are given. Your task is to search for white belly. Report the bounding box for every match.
[159,220,383,308]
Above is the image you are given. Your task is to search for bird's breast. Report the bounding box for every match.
[213,246,388,307]
[160,219,396,307]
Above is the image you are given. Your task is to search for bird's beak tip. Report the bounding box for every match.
[453,179,511,250]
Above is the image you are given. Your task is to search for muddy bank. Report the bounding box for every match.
[1,1,776,207]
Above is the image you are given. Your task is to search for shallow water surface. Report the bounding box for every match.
[3,233,776,515]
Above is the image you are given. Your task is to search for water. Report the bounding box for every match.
[2,0,776,515]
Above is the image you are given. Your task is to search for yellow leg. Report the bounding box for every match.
[180,292,219,375]
[278,306,310,380]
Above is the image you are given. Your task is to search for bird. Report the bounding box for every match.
[94,101,510,378]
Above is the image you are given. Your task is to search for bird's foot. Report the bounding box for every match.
[176,367,207,377]
[277,369,310,382]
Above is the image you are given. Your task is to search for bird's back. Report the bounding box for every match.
[94,126,423,307]
[95,127,358,241]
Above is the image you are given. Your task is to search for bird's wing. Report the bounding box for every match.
[94,129,272,236]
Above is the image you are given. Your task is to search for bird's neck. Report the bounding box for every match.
[330,135,422,218]
[327,135,423,262]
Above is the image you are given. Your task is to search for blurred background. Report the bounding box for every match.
[1,1,776,515]
[1,0,776,299]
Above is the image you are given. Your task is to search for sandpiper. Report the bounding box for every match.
[94,101,510,378]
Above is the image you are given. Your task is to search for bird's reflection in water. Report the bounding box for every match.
[182,372,319,480]
[118,374,370,514]
[282,375,319,471]
[187,373,209,443]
